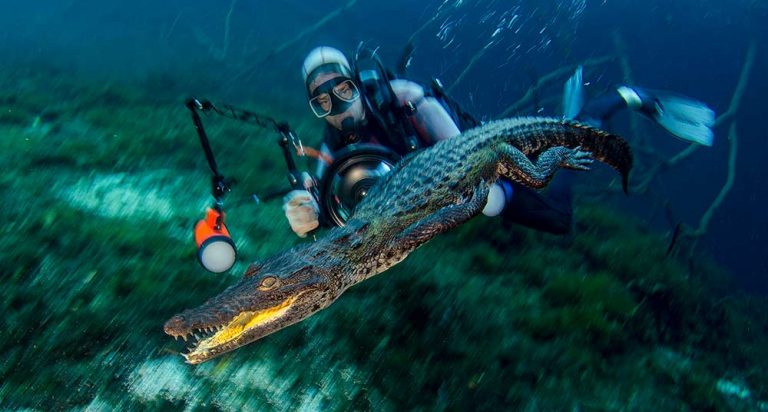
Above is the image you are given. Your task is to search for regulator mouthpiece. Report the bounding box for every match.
[194,208,237,273]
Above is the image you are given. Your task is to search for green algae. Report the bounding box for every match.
[1,65,768,411]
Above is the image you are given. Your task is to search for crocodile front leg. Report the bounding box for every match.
[358,182,490,282]
[495,142,593,189]
[396,181,490,249]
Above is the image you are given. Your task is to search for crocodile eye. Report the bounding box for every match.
[258,276,279,291]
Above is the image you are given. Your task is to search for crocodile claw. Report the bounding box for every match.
[563,146,594,171]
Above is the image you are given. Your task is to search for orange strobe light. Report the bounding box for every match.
[194,208,237,273]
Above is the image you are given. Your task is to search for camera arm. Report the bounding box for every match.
[185,98,309,204]
[186,98,233,206]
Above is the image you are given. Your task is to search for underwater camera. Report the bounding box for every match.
[317,144,400,227]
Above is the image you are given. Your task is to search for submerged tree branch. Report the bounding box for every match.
[406,1,459,45]
[689,123,738,237]
[193,0,239,61]
[715,41,756,127]
[633,41,756,194]
[498,55,614,117]
[447,41,496,94]
[269,0,358,60]
[666,41,755,166]
[232,0,359,83]
[674,122,739,260]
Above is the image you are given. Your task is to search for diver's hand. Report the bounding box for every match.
[283,190,319,238]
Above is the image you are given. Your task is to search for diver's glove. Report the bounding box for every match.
[617,86,715,146]
[283,190,320,237]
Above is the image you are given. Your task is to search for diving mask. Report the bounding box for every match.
[308,78,361,118]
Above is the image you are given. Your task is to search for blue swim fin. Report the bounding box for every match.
[622,86,716,146]
[562,65,584,120]
[651,91,716,146]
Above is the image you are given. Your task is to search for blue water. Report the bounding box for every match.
[1,1,767,409]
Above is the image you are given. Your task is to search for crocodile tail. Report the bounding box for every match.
[566,120,632,194]
[517,118,633,194]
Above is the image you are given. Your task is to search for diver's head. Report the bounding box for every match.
[302,46,365,135]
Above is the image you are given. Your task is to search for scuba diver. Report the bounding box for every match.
[283,46,715,238]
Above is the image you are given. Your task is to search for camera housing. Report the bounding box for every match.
[317,144,401,227]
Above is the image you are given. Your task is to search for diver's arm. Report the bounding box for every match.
[390,79,461,144]
[390,79,514,217]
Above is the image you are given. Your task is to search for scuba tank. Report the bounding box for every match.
[353,44,420,154]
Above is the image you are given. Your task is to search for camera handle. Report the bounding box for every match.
[186,99,233,208]
[185,98,315,205]
[275,123,305,190]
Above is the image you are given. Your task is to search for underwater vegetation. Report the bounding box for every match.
[1,63,768,412]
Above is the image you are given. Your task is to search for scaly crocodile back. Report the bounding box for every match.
[355,117,632,222]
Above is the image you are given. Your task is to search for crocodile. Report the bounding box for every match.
[164,117,632,364]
